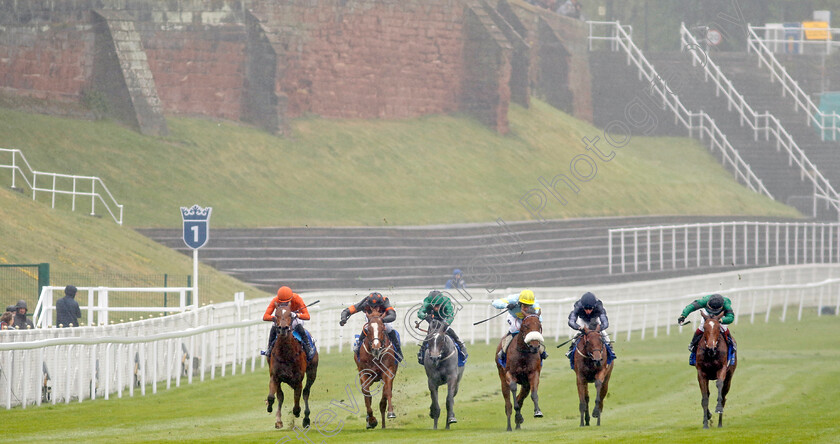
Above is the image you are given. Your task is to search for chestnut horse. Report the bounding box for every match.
[696,312,736,428]
[355,307,399,429]
[573,326,613,426]
[266,302,319,429]
[495,314,545,431]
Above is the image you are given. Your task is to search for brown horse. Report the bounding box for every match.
[266,302,319,429]
[495,314,545,431]
[355,307,399,429]
[696,312,736,429]
[573,326,614,426]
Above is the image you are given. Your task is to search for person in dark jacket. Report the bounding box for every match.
[56,285,82,327]
[565,292,615,358]
[339,292,403,362]
[13,300,35,329]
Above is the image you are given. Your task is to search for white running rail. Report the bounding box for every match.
[608,221,840,274]
[0,148,124,225]
[587,21,772,199]
[680,24,840,219]
[747,24,840,142]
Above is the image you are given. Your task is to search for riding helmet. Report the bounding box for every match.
[707,294,725,311]
[581,292,598,309]
[368,292,384,305]
[518,289,535,305]
[277,286,294,302]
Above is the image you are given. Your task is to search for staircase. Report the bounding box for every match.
[138,216,796,292]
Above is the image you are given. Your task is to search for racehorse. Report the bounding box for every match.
[422,320,465,430]
[495,314,544,431]
[695,312,737,428]
[266,302,319,429]
[355,307,398,429]
[573,326,614,426]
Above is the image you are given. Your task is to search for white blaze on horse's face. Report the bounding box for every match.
[704,317,719,349]
[371,322,380,349]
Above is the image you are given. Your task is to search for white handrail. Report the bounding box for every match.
[587,21,771,199]
[679,24,840,219]
[0,148,124,225]
[746,24,840,142]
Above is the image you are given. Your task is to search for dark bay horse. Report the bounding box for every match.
[422,320,465,430]
[355,308,398,429]
[573,326,614,426]
[495,314,545,431]
[266,302,319,429]
[696,312,736,428]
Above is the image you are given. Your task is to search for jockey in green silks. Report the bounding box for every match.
[678,293,736,366]
[417,290,468,365]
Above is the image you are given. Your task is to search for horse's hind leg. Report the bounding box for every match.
[593,379,603,426]
[499,368,513,431]
[292,383,303,418]
[576,377,589,427]
[530,371,543,418]
[515,381,529,429]
[446,375,459,429]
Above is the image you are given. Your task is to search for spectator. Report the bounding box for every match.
[0,311,14,330]
[56,285,82,327]
[13,300,34,329]
[6,305,16,313]
[444,268,466,290]
[557,0,583,19]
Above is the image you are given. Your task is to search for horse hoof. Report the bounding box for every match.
[366,420,378,429]
[715,409,724,414]
[275,422,282,429]
[534,410,543,418]
[447,417,457,424]
[293,407,301,417]
[302,418,310,429]
[387,412,396,419]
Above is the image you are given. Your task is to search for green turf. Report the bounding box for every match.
[0,99,799,228]
[5,312,838,443]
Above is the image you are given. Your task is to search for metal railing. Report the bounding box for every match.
[3,264,839,408]
[0,148,124,225]
[679,24,840,219]
[587,21,772,199]
[608,221,840,274]
[747,25,840,142]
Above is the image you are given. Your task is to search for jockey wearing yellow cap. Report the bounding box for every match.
[492,289,547,362]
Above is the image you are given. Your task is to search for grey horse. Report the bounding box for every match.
[422,322,465,429]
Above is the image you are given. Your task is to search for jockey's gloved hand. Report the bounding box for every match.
[506,302,517,310]
[339,308,350,326]
[291,312,298,319]
[677,316,686,324]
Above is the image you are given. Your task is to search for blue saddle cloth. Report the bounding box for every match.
[455,342,466,368]
[569,338,616,370]
[292,329,317,362]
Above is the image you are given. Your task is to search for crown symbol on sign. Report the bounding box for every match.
[181,205,212,221]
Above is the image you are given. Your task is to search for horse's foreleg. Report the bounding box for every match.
[302,362,318,429]
[508,375,522,430]
[266,376,277,414]
[698,375,710,429]
[596,366,612,426]
[499,368,513,431]
[276,385,285,429]
[530,370,542,418]
[576,377,589,427]
[429,379,440,429]
[593,379,603,426]
[445,374,458,429]
[381,374,395,428]
[514,380,529,429]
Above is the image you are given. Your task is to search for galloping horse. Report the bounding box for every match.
[495,314,544,431]
[266,302,319,429]
[355,307,399,429]
[573,326,614,426]
[695,312,736,428]
[422,320,465,430]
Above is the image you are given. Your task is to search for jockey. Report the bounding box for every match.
[416,290,468,365]
[339,292,403,362]
[566,292,615,358]
[678,293,735,366]
[492,289,548,363]
[262,286,314,361]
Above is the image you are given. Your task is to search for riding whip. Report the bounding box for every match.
[473,309,507,325]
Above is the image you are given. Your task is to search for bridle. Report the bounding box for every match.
[577,329,605,362]
[361,316,388,360]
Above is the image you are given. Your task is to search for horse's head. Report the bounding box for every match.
[363,312,388,360]
[581,326,606,366]
[700,312,725,357]
[425,320,449,364]
[521,314,545,355]
[273,302,293,336]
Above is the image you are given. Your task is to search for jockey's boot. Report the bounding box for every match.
[417,341,427,365]
[446,328,468,362]
[294,324,315,361]
[354,330,366,355]
[602,331,616,359]
[724,329,737,350]
[566,332,581,358]
[688,329,702,366]
[387,330,403,363]
[540,348,549,360]
[263,326,278,358]
[497,332,514,363]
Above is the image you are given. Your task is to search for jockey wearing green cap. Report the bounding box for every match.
[417,290,467,365]
[678,294,736,366]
